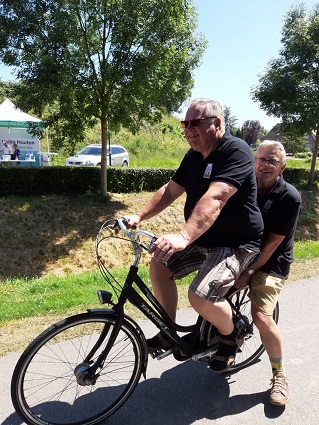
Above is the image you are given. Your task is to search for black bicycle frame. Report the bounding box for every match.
[119,265,203,354]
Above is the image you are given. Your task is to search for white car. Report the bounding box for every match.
[65,144,130,167]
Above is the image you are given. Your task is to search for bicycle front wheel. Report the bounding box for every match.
[11,312,145,425]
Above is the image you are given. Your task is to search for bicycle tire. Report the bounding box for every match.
[202,287,279,372]
[11,312,145,425]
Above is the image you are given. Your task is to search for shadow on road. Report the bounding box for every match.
[4,360,285,425]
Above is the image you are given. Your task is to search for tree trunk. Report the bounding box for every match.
[100,115,108,198]
[308,125,319,186]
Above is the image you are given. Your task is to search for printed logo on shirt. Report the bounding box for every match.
[262,199,273,213]
[203,163,213,179]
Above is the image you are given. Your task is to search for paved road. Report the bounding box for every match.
[1,277,318,425]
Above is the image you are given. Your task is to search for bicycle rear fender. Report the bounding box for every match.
[87,308,149,378]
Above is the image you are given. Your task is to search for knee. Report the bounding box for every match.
[252,309,272,331]
[188,288,200,308]
[188,289,208,313]
[150,258,173,283]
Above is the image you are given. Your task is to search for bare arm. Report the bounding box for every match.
[179,180,238,244]
[151,180,238,261]
[125,180,185,227]
[235,232,285,288]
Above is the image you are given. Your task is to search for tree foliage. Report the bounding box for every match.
[223,105,238,134]
[283,134,308,155]
[251,3,319,184]
[241,120,261,145]
[0,0,207,196]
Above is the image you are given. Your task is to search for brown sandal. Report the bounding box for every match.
[210,333,244,372]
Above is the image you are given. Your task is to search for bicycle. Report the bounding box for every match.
[11,217,279,425]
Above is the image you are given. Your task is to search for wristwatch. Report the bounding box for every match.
[247,268,255,275]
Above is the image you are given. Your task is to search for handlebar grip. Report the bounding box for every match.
[120,217,136,230]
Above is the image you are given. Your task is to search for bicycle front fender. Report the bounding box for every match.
[87,308,149,378]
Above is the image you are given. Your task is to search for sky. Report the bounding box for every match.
[1,0,318,131]
[177,0,319,130]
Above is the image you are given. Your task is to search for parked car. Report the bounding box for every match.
[65,144,130,167]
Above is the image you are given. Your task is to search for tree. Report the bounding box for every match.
[251,3,319,185]
[241,120,261,146]
[0,0,207,197]
[282,134,307,155]
[0,79,17,102]
[223,105,238,134]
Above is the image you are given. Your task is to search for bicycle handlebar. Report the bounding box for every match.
[114,217,158,250]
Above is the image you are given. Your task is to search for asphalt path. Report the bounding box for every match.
[1,277,318,425]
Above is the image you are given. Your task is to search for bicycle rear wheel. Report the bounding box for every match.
[11,312,145,425]
[202,287,279,372]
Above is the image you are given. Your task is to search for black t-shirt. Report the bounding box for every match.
[172,130,263,251]
[258,174,302,279]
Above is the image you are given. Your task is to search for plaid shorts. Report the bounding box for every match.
[167,244,257,303]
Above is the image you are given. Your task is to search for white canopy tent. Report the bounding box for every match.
[0,98,42,127]
[0,98,47,164]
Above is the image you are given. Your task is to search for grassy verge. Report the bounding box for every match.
[1,239,319,326]
[0,184,318,355]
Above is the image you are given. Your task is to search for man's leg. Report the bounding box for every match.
[187,247,256,372]
[188,291,234,335]
[150,257,177,321]
[250,273,288,405]
[252,306,283,360]
[147,245,205,352]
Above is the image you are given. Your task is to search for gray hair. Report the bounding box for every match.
[257,140,286,163]
[189,98,225,131]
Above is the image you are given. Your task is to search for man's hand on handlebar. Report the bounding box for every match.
[122,214,141,229]
[113,215,140,234]
[149,233,187,263]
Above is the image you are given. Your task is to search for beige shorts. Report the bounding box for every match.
[249,271,285,316]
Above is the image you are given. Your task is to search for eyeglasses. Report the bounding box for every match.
[181,116,217,129]
[255,157,281,167]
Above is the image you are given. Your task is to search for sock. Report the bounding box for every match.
[217,326,238,358]
[270,357,286,376]
[221,325,237,341]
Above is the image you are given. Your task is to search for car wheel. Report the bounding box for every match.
[122,161,128,167]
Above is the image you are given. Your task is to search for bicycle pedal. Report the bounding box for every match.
[156,348,174,360]
[149,347,173,360]
[192,347,217,362]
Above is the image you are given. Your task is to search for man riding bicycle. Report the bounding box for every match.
[125,98,263,372]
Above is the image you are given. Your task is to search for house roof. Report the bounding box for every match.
[262,123,316,144]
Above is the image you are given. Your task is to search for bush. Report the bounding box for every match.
[0,166,176,195]
[0,166,317,196]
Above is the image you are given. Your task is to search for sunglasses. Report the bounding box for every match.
[181,116,217,129]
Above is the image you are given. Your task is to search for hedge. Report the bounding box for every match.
[0,166,318,196]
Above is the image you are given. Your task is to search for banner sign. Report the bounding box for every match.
[0,128,40,152]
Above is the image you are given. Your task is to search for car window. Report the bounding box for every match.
[111,147,126,155]
[88,148,102,155]
[78,147,102,155]
[79,147,91,155]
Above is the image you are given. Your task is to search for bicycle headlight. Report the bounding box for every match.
[97,290,113,304]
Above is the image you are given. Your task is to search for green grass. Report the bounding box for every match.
[1,239,318,325]
[285,158,313,169]
[293,239,319,260]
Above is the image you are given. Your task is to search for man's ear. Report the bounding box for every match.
[214,117,222,129]
[280,162,287,173]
